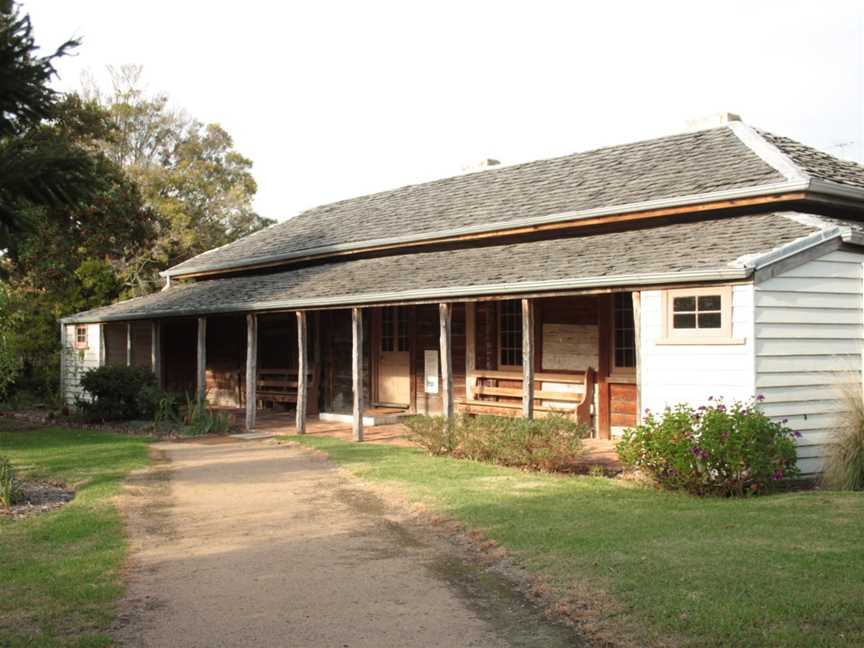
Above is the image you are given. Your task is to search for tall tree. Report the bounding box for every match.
[0,1,95,248]
[0,95,157,397]
[85,65,274,294]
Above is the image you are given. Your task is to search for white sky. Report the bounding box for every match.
[24,0,864,222]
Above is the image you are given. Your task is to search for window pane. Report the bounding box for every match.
[673,313,696,329]
[673,296,695,312]
[698,312,722,329]
[698,295,722,311]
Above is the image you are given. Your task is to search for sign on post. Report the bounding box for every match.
[424,349,439,394]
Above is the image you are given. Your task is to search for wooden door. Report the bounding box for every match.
[377,307,411,406]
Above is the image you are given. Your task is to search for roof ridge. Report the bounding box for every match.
[726,122,809,183]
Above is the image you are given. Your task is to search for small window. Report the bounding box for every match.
[499,300,522,367]
[75,325,88,349]
[614,293,636,369]
[660,286,742,344]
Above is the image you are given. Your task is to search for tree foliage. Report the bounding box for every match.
[0,1,96,249]
[85,65,273,294]
[0,8,273,400]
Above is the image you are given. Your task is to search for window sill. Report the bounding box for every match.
[655,336,746,346]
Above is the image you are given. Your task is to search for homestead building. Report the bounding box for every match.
[62,115,864,474]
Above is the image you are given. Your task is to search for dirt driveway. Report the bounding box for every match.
[114,438,584,648]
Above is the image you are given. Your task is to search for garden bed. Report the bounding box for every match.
[1,479,74,519]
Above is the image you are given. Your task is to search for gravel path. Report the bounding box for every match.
[113,438,583,648]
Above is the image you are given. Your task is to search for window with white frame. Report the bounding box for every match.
[660,286,741,343]
[75,325,88,349]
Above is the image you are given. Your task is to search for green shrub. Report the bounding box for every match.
[76,365,157,421]
[182,395,233,436]
[405,413,588,472]
[0,456,23,508]
[403,415,462,456]
[822,387,864,491]
[151,389,181,432]
[616,397,800,496]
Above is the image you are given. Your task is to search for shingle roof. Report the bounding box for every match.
[758,130,864,189]
[165,126,790,277]
[66,212,828,323]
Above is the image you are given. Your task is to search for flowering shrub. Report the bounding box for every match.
[616,397,800,496]
[405,414,589,472]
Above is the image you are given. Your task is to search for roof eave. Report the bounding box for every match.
[64,267,751,324]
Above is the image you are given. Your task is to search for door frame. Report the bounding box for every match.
[370,306,416,409]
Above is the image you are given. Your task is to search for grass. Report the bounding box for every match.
[0,421,151,647]
[291,435,864,648]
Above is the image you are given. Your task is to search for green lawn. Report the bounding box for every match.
[0,423,151,648]
[292,435,864,648]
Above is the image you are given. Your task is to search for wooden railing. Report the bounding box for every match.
[457,368,595,426]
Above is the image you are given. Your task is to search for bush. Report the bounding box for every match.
[77,365,157,421]
[616,397,800,496]
[822,387,864,491]
[0,456,23,508]
[182,395,233,436]
[405,413,589,472]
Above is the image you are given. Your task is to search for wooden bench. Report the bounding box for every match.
[457,368,596,426]
[255,368,314,409]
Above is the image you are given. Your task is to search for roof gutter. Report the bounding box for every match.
[161,179,814,278]
[65,267,751,324]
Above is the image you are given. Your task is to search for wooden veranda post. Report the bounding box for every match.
[632,291,643,424]
[245,313,257,431]
[296,311,307,434]
[196,317,207,404]
[439,303,454,418]
[465,302,476,401]
[521,298,535,419]
[151,321,162,387]
[351,307,364,442]
[126,322,132,367]
[59,323,66,404]
[98,324,105,367]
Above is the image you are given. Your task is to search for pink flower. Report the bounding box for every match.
[756,394,765,402]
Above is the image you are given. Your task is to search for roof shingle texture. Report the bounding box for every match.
[68,213,819,322]
[166,127,784,275]
[759,130,864,189]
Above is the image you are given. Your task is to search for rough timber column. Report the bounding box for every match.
[521,298,535,419]
[151,321,162,387]
[196,317,207,404]
[126,322,132,366]
[246,313,258,431]
[98,324,105,367]
[351,307,364,442]
[465,302,476,401]
[59,323,66,404]
[439,303,454,418]
[296,311,308,434]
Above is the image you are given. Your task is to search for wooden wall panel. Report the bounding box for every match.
[610,382,637,428]
[205,315,245,407]
[103,322,127,367]
[162,319,196,395]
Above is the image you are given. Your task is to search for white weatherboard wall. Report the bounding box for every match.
[61,324,101,404]
[755,249,864,475]
[639,285,756,416]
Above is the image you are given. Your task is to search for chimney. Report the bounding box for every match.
[462,158,501,173]
[686,112,742,131]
